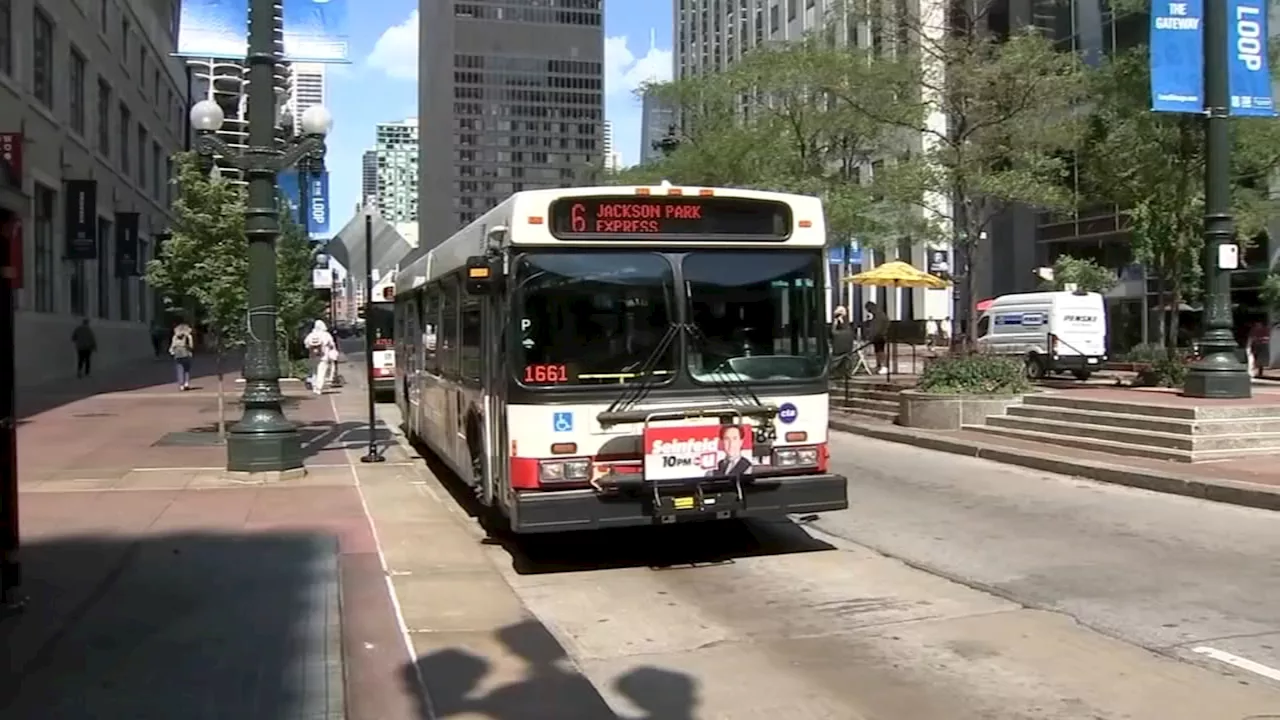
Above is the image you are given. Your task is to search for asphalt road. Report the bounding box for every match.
[818,431,1280,680]
[376,394,1280,718]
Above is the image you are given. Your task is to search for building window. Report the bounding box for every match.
[97,79,111,155]
[152,141,162,197]
[0,0,13,77]
[121,17,130,58]
[119,275,131,321]
[137,126,147,186]
[70,49,87,136]
[97,217,111,318]
[33,185,55,312]
[788,0,797,20]
[99,0,108,33]
[119,105,131,175]
[69,257,88,316]
[32,9,53,108]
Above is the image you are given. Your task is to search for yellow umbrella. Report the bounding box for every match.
[843,260,949,289]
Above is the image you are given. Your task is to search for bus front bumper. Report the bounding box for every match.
[509,472,848,534]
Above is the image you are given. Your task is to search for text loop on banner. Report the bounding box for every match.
[1227,0,1275,116]
[1150,0,1206,113]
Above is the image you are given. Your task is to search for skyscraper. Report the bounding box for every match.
[289,63,327,130]
[374,118,419,223]
[361,150,378,204]
[418,1,605,246]
[639,89,677,164]
[674,0,834,79]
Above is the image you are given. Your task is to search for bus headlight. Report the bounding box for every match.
[539,459,591,483]
[773,446,819,467]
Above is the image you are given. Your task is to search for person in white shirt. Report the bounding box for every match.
[303,319,337,394]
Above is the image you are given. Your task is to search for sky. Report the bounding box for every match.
[321,1,674,237]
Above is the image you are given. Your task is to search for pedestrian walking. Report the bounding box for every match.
[71,318,96,378]
[829,306,855,379]
[864,301,889,375]
[170,322,195,391]
[303,319,337,395]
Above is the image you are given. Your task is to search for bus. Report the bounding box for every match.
[393,184,848,533]
[361,275,397,399]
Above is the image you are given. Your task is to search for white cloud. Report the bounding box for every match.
[367,11,418,80]
[605,35,673,97]
[604,35,673,168]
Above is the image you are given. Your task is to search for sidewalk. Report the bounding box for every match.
[1,362,375,718]
[830,411,1280,512]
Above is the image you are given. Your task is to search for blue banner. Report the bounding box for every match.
[278,170,302,224]
[175,0,350,62]
[1150,0,1205,113]
[1227,0,1276,116]
[307,172,330,235]
[282,0,350,63]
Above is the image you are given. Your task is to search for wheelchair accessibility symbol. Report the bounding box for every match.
[553,412,573,433]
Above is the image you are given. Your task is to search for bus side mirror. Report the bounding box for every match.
[465,255,502,295]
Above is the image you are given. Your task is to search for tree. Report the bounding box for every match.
[147,153,247,439]
[1080,46,1280,348]
[820,2,1090,339]
[1038,255,1118,294]
[618,37,904,248]
[147,153,322,439]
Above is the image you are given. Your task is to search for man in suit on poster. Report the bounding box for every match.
[708,424,753,477]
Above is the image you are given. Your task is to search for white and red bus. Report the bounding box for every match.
[362,276,397,399]
[393,184,848,533]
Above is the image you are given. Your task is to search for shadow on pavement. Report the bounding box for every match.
[0,531,342,719]
[406,434,835,575]
[18,356,230,420]
[298,420,395,457]
[403,618,698,719]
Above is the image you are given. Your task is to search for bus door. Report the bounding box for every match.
[480,295,505,507]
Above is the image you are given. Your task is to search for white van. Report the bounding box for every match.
[975,291,1108,380]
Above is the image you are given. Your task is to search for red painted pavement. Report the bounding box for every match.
[6,360,425,718]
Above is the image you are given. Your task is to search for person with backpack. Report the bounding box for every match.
[170,322,195,391]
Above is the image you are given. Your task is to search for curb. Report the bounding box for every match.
[829,417,1280,512]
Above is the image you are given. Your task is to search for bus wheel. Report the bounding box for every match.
[1025,354,1048,380]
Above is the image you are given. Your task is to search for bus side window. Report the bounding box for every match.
[460,298,482,383]
[438,276,460,377]
[422,286,440,373]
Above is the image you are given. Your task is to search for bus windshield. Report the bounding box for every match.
[684,251,826,382]
[365,303,395,347]
[514,252,676,386]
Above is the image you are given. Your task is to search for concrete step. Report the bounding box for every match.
[963,423,1194,462]
[1007,404,1280,435]
[831,388,903,403]
[965,423,1280,463]
[1023,392,1280,420]
[982,414,1280,453]
[833,407,898,422]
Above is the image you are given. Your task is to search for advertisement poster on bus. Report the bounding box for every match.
[643,424,755,481]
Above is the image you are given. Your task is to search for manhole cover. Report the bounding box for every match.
[73,412,116,418]
[153,431,225,447]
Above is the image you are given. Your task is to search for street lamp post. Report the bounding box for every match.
[189,0,333,473]
[1183,0,1251,398]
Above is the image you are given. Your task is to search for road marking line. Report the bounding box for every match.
[1192,646,1280,682]
[332,395,438,719]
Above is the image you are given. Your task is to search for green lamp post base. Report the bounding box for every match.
[226,402,304,473]
[1182,355,1252,399]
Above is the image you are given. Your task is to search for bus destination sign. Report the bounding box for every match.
[548,197,791,240]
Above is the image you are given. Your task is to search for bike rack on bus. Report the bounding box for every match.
[636,406,777,524]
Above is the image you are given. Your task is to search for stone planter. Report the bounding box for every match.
[898,389,1027,430]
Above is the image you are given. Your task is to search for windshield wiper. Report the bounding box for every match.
[603,321,682,417]
[682,322,765,410]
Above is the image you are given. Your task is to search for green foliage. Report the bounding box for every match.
[919,352,1032,395]
[1118,342,1175,364]
[276,204,325,357]
[1262,273,1280,313]
[1130,347,1191,388]
[146,152,248,347]
[1080,47,1280,345]
[625,36,899,248]
[1037,255,1117,294]
[147,151,323,357]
